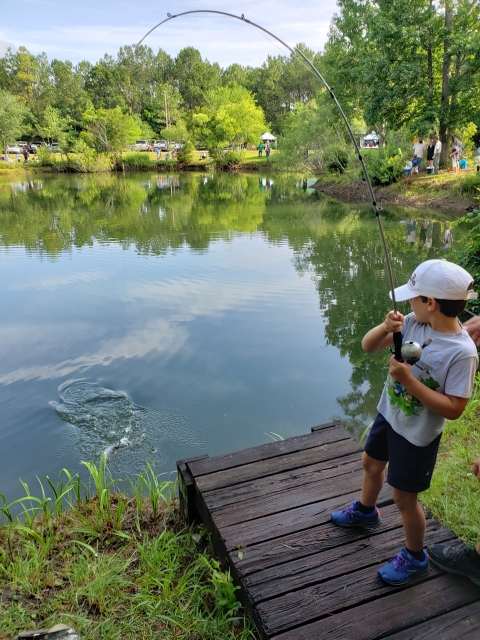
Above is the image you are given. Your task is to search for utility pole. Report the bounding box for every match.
[164,91,169,130]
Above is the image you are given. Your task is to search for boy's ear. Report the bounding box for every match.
[426,297,437,311]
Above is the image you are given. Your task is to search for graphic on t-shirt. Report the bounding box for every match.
[386,372,440,417]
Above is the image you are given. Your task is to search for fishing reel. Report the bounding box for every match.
[392,336,432,365]
[14,624,80,640]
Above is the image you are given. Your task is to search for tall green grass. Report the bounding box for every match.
[0,460,256,639]
[422,373,480,546]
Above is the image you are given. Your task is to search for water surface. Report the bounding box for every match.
[0,172,459,500]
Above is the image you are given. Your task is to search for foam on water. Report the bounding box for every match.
[52,381,202,474]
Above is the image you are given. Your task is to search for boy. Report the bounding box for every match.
[411,155,421,174]
[474,147,480,173]
[331,259,478,585]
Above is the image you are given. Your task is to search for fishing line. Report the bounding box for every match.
[135,9,403,359]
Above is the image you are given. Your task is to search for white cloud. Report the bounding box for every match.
[0,318,189,386]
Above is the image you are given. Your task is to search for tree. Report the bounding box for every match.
[36,105,70,146]
[0,89,29,156]
[189,84,266,154]
[174,47,221,110]
[82,105,142,154]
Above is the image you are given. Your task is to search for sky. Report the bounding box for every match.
[0,0,338,67]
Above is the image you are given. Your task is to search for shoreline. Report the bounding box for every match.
[314,174,478,213]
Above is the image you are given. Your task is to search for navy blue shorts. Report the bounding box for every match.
[364,413,441,493]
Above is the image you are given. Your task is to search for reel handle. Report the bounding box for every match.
[393,330,403,362]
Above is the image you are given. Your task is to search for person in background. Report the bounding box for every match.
[426,136,435,171]
[428,314,480,587]
[450,146,459,175]
[474,147,480,173]
[265,142,271,159]
[412,138,425,171]
[411,155,421,174]
[257,141,264,157]
[433,135,442,174]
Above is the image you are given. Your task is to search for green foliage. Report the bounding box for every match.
[0,89,30,155]
[362,145,404,185]
[460,173,480,195]
[452,198,480,315]
[82,105,142,154]
[122,152,155,169]
[190,84,266,154]
[422,374,480,546]
[36,105,69,146]
[0,460,253,639]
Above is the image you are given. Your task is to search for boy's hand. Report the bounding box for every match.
[389,355,414,386]
[473,457,480,481]
[384,310,404,334]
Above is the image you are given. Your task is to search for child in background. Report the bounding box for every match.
[411,155,421,174]
[450,146,459,175]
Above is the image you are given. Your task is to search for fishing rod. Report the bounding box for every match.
[135,10,404,360]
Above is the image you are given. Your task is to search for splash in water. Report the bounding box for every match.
[51,381,202,474]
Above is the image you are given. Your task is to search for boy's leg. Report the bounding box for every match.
[360,452,386,507]
[331,414,387,528]
[392,488,425,552]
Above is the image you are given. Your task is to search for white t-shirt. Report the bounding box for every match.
[434,139,442,155]
[413,142,425,157]
[377,313,478,446]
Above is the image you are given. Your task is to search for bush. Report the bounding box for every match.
[68,149,114,173]
[122,153,154,169]
[37,147,56,167]
[214,149,244,170]
[326,147,349,173]
[362,145,404,186]
[461,173,480,196]
[176,141,195,165]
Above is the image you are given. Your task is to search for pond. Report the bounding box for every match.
[0,172,460,501]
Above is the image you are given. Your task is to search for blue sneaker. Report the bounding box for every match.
[331,499,381,528]
[378,547,429,585]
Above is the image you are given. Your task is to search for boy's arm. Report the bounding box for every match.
[388,356,469,419]
[362,310,404,353]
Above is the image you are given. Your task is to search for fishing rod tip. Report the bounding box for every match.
[167,13,171,17]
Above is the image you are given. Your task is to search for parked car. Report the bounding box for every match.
[132,140,151,151]
[154,140,169,151]
[49,143,61,152]
[169,142,183,151]
[7,144,22,154]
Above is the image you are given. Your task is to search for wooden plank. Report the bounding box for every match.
[210,468,365,528]
[221,484,393,550]
[203,453,362,510]
[254,523,457,634]
[236,502,404,577]
[187,424,351,477]
[270,575,480,640]
[194,438,361,492]
[311,422,341,432]
[385,600,480,639]
[176,454,209,524]
[247,517,456,604]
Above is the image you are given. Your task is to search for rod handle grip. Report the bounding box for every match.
[393,330,403,362]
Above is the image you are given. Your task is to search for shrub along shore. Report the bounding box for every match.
[0,458,257,640]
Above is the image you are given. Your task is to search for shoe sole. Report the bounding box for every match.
[332,517,382,529]
[378,566,429,586]
[428,557,480,587]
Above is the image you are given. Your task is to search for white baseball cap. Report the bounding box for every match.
[390,259,478,302]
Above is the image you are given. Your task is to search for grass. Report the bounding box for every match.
[422,373,480,547]
[0,455,258,640]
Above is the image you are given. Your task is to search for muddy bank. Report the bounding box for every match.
[314,178,477,212]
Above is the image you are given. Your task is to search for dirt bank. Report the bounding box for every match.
[314,176,477,212]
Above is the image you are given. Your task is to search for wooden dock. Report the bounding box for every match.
[177,422,480,639]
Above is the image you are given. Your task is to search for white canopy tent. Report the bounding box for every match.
[363,131,379,141]
[260,132,277,141]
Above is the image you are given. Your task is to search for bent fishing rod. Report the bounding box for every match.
[135,10,404,360]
